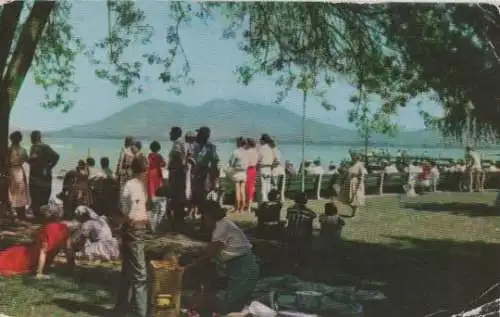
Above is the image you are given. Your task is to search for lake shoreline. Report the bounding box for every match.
[40,135,500,149]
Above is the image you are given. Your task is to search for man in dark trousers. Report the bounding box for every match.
[115,157,149,317]
[28,130,59,220]
[168,126,186,230]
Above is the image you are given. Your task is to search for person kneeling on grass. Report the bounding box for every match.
[286,192,316,269]
[73,205,120,262]
[185,200,259,315]
[0,202,77,279]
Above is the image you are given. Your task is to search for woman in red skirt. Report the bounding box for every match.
[147,140,166,200]
[245,138,258,212]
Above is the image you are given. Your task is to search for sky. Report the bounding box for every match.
[10,1,443,132]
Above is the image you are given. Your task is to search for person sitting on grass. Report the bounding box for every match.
[255,189,282,226]
[319,202,345,257]
[0,202,77,279]
[185,200,259,316]
[73,205,120,262]
[286,192,316,269]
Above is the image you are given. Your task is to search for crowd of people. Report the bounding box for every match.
[6,128,488,316]
[2,127,337,317]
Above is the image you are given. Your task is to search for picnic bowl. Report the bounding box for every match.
[294,291,323,312]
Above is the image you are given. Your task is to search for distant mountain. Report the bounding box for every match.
[48,98,463,147]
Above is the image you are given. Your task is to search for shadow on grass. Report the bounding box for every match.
[210,219,499,317]
[1,219,495,317]
[52,298,110,316]
[324,237,500,317]
[403,201,498,217]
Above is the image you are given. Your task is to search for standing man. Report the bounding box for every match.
[465,146,482,192]
[168,127,186,229]
[257,134,274,202]
[115,157,149,317]
[28,130,59,220]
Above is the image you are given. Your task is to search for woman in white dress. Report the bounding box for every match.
[73,205,119,261]
[228,137,249,212]
[339,154,366,217]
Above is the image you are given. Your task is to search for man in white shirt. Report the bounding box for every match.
[185,200,258,314]
[258,134,275,202]
[115,158,148,317]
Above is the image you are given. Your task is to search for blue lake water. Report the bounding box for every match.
[22,137,499,174]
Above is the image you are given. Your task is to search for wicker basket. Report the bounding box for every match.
[149,258,184,317]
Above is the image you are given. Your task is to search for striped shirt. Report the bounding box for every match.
[286,204,316,238]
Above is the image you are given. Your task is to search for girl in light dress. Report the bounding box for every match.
[7,131,29,219]
[339,154,366,217]
[228,137,249,213]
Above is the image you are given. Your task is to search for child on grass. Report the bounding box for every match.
[255,189,282,220]
[255,189,283,238]
[319,202,345,257]
[286,192,316,268]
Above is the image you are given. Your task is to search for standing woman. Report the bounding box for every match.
[339,154,365,217]
[29,131,59,220]
[228,137,248,213]
[257,134,275,202]
[115,136,135,193]
[7,131,29,219]
[147,141,166,201]
[245,138,258,211]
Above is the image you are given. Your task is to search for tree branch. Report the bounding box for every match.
[0,1,24,80]
[1,0,55,110]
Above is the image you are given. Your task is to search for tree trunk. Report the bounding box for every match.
[0,1,24,78]
[0,93,9,204]
[0,1,55,203]
[2,1,55,103]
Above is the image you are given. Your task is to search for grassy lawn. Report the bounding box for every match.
[0,191,498,316]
